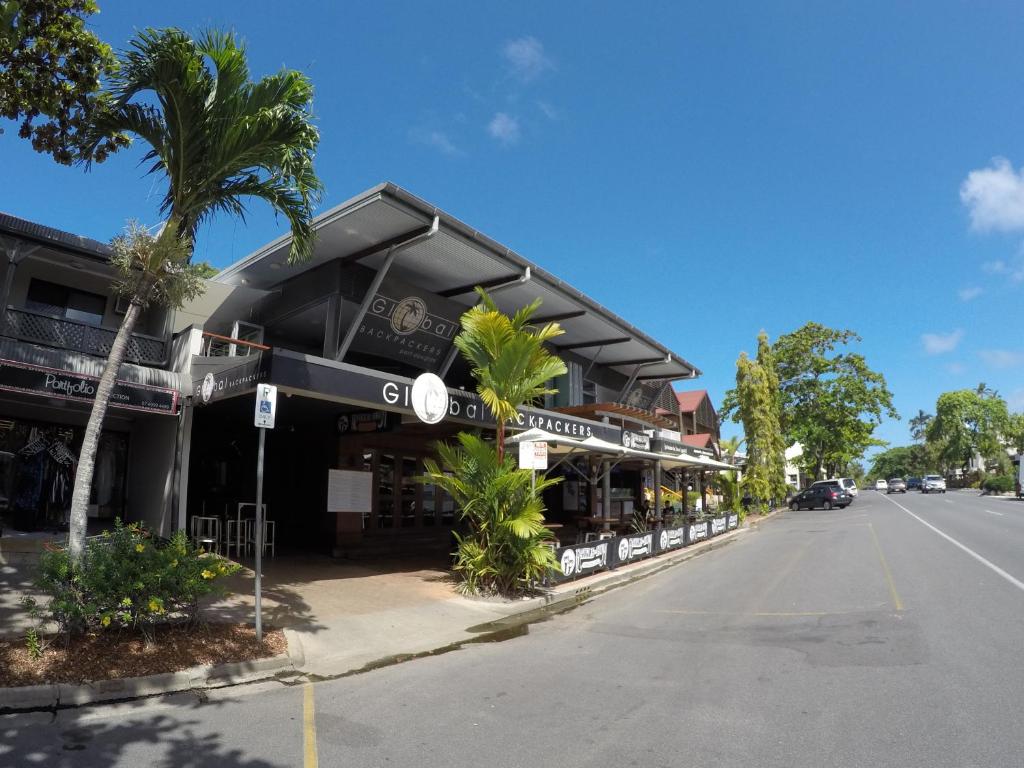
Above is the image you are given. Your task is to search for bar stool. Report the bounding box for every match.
[246,518,276,558]
[190,516,220,553]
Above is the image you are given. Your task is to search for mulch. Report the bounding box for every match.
[0,623,287,688]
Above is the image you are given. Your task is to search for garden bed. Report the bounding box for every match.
[0,623,286,688]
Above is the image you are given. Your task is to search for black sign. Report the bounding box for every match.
[651,438,685,456]
[727,514,739,530]
[0,358,179,414]
[688,520,709,542]
[337,410,392,434]
[657,525,687,553]
[552,540,611,583]
[349,275,461,371]
[269,350,620,441]
[613,531,655,565]
[622,430,651,451]
[192,354,270,405]
[709,516,728,536]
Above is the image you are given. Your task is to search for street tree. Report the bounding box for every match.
[453,287,568,461]
[926,388,1010,474]
[732,347,783,514]
[0,0,126,163]
[869,445,932,480]
[65,28,322,563]
[770,323,897,478]
[909,409,932,443]
[757,331,789,502]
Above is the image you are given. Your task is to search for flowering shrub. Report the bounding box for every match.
[35,519,240,641]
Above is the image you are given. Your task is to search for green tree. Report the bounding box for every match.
[733,349,781,514]
[0,0,126,163]
[65,28,322,563]
[869,445,933,480]
[926,388,1010,474]
[909,409,932,443]
[770,323,897,478]
[454,287,568,460]
[756,331,788,502]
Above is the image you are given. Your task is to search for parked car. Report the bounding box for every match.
[789,483,852,510]
[811,477,858,498]
[874,479,888,491]
[906,477,922,491]
[922,474,947,494]
[887,478,907,493]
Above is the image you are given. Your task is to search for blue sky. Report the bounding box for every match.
[3,1,1024,455]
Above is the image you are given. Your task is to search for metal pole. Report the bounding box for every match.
[254,427,266,643]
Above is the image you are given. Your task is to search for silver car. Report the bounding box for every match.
[887,478,907,493]
[922,474,946,494]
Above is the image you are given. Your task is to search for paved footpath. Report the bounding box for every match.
[3,493,1023,767]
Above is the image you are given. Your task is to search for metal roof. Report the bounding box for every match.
[0,211,111,261]
[215,183,701,382]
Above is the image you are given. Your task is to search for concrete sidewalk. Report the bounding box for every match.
[1,512,778,709]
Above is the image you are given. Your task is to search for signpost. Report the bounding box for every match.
[253,383,277,642]
[518,440,548,493]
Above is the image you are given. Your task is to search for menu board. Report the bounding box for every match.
[327,469,373,513]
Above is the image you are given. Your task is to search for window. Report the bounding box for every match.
[26,279,106,327]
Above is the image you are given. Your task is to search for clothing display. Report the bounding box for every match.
[0,418,127,531]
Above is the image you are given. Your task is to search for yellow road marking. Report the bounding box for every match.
[869,522,903,611]
[304,683,318,768]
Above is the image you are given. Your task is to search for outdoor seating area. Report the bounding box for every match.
[189,502,275,559]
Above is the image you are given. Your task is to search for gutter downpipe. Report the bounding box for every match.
[437,267,531,379]
[335,216,439,362]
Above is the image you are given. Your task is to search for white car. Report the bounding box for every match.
[874,479,888,491]
[812,478,859,498]
[921,475,946,494]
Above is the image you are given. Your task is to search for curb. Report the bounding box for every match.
[0,510,784,712]
[0,652,295,714]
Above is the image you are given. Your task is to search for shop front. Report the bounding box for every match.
[0,351,181,535]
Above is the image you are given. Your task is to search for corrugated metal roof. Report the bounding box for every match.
[0,212,111,261]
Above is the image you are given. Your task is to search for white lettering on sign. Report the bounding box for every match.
[44,373,95,397]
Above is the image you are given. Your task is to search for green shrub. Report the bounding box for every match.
[35,519,240,641]
[982,475,1015,494]
[421,433,559,596]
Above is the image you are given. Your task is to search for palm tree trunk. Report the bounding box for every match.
[496,420,505,464]
[67,296,145,564]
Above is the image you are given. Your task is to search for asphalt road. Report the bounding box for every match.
[3,490,1023,768]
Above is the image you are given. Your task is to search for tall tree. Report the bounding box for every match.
[0,0,125,163]
[65,28,322,563]
[926,388,1009,474]
[453,287,568,461]
[909,409,932,443]
[756,331,788,502]
[733,350,780,514]
[771,323,897,478]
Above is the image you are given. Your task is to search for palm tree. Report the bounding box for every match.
[66,28,322,563]
[453,287,568,460]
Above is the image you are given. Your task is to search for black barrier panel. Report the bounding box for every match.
[656,526,687,553]
[709,516,728,537]
[551,540,612,583]
[727,514,739,530]
[613,532,655,566]
[688,520,709,543]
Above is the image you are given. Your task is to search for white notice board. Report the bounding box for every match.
[327,469,373,513]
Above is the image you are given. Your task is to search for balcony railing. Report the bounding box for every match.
[3,307,167,367]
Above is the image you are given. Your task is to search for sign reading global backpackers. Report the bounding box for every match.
[349,275,462,371]
[0,358,179,414]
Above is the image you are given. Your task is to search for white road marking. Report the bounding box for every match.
[880,494,1024,594]
[943,498,953,504]
[985,509,1004,516]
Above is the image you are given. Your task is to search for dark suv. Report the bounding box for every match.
[789,483,852,510]
[906,477,922,491]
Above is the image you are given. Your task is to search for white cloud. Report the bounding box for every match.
[961,157,1024,232]
[981,257,1024,282]
[537,100,560,121]
[487,112,520,145]
[409,128,463,157]
[502,36,552,81]
[958,286,983,301]
[945,362,966,375]
[978,349,1024,369]
[922,329,964,355]
[1007,388,1024,412]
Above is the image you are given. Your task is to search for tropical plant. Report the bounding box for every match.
[454,287,568,460]
[421,433,559,596]
[33,518,239,642]
[926,388,1010,474]
[0,0,126,164]
[65,28,322,564]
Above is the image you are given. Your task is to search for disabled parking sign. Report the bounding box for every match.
[254,384,277,429]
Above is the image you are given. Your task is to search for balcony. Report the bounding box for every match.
[2,307,167,367]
